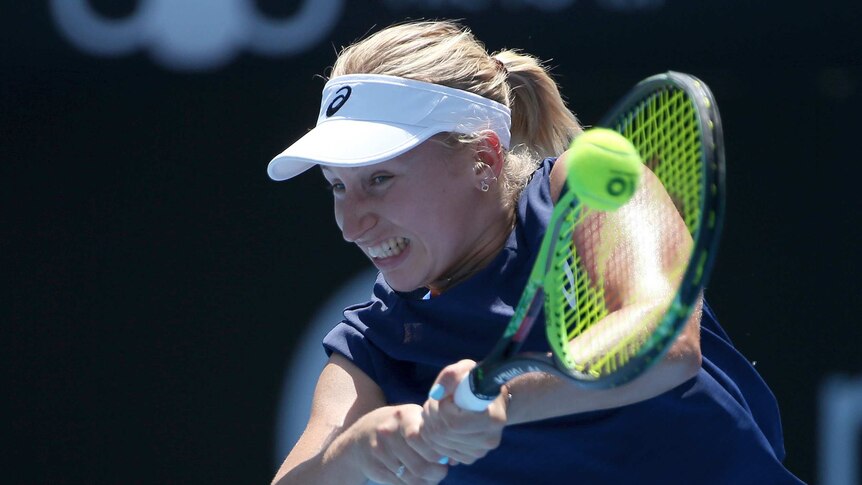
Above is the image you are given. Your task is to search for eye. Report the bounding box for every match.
[324,181,345,193]
[371,175,392,185]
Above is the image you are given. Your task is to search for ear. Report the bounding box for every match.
[474,130,505,178]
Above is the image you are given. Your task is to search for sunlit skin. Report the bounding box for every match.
[322,136,513,294]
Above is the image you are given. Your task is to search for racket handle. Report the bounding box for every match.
[453,373,494,411]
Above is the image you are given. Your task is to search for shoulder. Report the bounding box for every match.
[317,353,384,409]
[510,156,558,255]
[549,149,570,203]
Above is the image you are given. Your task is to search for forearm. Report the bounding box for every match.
[505,300,702,425]
[272,354,388,485]
[272,424,366,485]
[505,352,699,425]
[505,299,704,424]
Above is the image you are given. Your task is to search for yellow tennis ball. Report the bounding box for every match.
[564,128,644,211]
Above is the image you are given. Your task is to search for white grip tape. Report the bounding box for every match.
[453,375,493,411]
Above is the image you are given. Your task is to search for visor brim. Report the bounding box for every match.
[267,119,445,181]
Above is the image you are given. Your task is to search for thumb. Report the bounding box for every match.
[428,359,477,401]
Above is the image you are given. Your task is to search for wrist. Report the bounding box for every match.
[499,384,513,425]
[323,416,365,476]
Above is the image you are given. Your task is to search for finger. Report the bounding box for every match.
[426,426,503,446]
[401,414,448,465]
[421,403,499,458]
[368,463,431,485]
[406,430,448,464]
[363,463,403,485]
[428,359,477,402]
[414,406,450,466]
[372,434,408,480]
[425,441,484,466]
[391,407,449,483]
[421,431,495,461]
[433,398,505,434]
[372,433,427,485]
[423,389,481,435]
[418,425,492,463]
[391,442,448,484]
[420,419,503,465]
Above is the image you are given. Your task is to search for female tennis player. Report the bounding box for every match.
[267,20,801,485]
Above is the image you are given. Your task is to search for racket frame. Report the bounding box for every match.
[459,71,726,405]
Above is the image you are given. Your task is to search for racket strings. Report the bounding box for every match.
[622,89,704,234]
[545,205,610,371]
[548,85,707,380]
[560,197,674,376]
[550,208,641,376]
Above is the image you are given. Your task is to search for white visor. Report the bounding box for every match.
[267,74,512,181]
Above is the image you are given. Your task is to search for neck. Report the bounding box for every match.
[428,205,516,295]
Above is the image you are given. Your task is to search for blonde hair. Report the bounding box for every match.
[330,20,582,206]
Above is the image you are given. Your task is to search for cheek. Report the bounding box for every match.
[414,195,472,247]
[435,186,475,224]
[332,203,344,230]
[394,174,475,243]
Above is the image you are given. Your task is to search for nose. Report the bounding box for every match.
[337,190,377,243]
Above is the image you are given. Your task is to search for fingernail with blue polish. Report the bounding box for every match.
[428,383,445,400]
[439,457,449,465]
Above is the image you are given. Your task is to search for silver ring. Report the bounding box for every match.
[395,464,406,478]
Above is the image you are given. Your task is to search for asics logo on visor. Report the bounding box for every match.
[325,86,352,117]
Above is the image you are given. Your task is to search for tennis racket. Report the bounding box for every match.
[453,71,726,411]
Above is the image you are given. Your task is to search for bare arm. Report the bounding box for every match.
[505,297,701,424]
[272,353,384,485]
[273,354,448,485]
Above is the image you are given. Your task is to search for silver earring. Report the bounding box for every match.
[480,180,490,192]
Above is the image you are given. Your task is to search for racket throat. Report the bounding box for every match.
[471,353,560,399]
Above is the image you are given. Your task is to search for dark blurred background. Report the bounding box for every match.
[4,1,860,483]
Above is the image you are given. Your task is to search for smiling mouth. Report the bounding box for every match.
[367,237,410,259]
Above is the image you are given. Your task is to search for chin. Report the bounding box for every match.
[382,274,424,293]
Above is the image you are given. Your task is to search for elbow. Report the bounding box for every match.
[668,307,703,382]
[674,339,702,383]
[662,330,702,384]
[680,347,702,382]
[682,319,703,380]
[654,348,700,390]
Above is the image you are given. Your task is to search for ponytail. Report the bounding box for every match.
[494,50,582,158]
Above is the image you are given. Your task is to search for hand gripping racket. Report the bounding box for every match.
[452,71,726,411]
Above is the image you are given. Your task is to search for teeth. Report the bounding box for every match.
[367,237,409,259]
